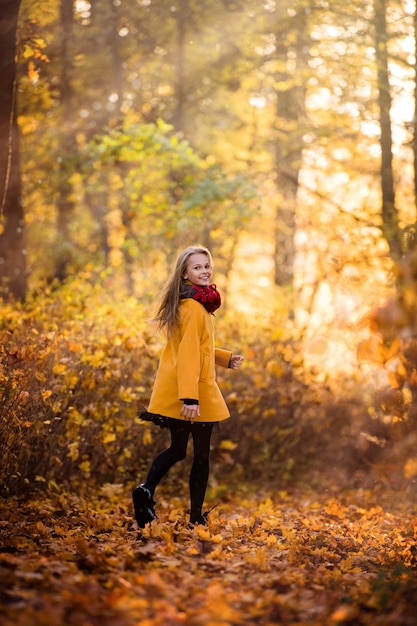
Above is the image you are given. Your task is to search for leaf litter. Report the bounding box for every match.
[0,485,417,626]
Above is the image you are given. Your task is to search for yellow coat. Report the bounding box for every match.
[148,298,232,422]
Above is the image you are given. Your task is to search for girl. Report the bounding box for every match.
[133,245,243,527]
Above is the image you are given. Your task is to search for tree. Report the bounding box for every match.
[172,0,188,134]
[83,120,256,292]
[374,0,401,258]
[54,0,77,281]
[15,0,417,307]
[0,0,25,300]
[413,6,417,217]
[273,5,309,289]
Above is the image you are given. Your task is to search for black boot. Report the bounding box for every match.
[132,484,157,528]
[189,503,218,526]
[189,512,208,526]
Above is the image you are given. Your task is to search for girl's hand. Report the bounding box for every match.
[180,403,200,423]
[230,354,244,370]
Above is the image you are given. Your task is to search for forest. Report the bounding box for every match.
[1,0,417,624]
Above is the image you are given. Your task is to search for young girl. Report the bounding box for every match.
[133,245,243,527]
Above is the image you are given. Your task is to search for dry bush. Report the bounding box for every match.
[0,277,158,496]
[0,276,379,498]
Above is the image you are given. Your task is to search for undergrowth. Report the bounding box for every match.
[0,274,385,498]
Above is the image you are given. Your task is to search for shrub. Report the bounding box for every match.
[0,274,377,498]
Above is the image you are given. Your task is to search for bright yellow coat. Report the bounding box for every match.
[147,298,232,423]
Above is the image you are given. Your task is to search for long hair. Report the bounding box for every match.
[154,245,213,335]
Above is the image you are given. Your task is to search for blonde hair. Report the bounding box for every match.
[154,245,213,335]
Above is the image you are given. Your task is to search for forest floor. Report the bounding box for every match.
[1,481,417,626]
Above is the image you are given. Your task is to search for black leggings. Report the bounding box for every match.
[144,421,214,519]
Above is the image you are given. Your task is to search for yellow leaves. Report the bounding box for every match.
[22,38,48,61]
[81,349,106,367]
[267,359,286,377]
[119,386,136,403]
[253,373,268,388]
[219,439,237,451]
[142,428,153,446]
[2,487,417,626]
[0,279,164,493]
[79,460,91,473]
[41,389,53,401]
[102,432,116,444]
[52,362,67,375]
[67,442,79,460]
[258,497,275,514]
[404,457,417,479]
[80,370,97,389]
[68,406,84,425]
[52,359,80,392]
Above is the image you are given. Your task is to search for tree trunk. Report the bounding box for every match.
[0,0,25,300]
[173,0,189,135]
[413,6,417,216]
[374,0,401,258]
[55,0,76,282]
[273,10,308,290]
[108,0,123,123]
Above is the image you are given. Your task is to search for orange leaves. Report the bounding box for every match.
[27,60,39,85]
[404,457,417,479]
[331,604,359,623]
[1,487,417,625]
[357,335,401,366]
[368,298,408,340]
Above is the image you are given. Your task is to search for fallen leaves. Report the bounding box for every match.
[0,485,417,625]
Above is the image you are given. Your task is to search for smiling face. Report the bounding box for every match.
[183,253,212,286]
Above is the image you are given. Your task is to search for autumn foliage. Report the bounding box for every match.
[1,485,417,625]
[1,272,379,498]
[1,273,417,624]
[360,250,417,482]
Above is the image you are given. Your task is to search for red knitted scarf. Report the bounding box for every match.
[180,282,221,314]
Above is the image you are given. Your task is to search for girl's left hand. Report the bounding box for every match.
[180,403,200,423]
[230,355,244,370]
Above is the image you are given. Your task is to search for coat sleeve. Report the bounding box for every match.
[177,301,204,401]
[215,348,232,368]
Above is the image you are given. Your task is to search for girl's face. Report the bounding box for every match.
[183,253,212,286]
